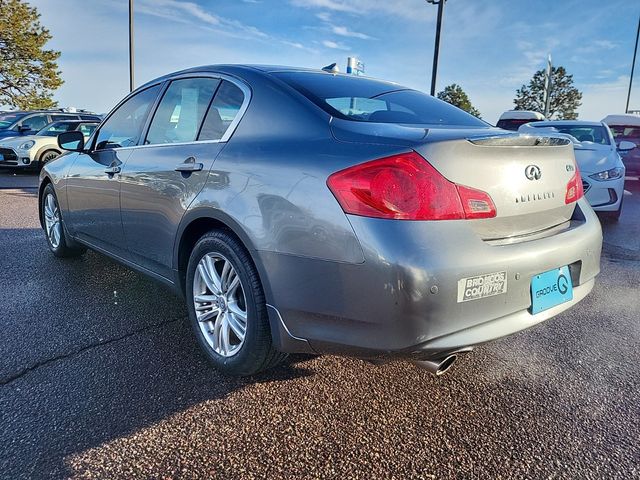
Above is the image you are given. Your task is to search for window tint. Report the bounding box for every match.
[146,78,219,145]
[36,122,76,136]
[275,72,486,127]
[199,80,245,141]
[21,114,49,131]
[95,84,161,150]
[52,114,78,121]
[78,123,97,136]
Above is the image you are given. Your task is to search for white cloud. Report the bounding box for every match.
[579,75,632,120]
[316,12,331,22]
[331,25,373,40]
[290,0,434,22]
[322,40,350,50]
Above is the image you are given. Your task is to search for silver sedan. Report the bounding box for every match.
[39,65,602,376]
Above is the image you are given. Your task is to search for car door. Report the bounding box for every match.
[65,84,163,256]
[119,76,247,278]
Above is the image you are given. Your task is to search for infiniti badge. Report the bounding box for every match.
[525,165,542,180]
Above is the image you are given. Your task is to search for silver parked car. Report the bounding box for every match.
[519,120,632,221]
[39,65,602,376]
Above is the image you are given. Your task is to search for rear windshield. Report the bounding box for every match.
[274,72,487,127]
[497,118,541,131]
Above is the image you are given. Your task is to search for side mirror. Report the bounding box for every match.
[618,140,636,151]
[58,131,85,151]
[18,125,31,133]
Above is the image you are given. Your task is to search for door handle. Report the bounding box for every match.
[175,157,203,172]
[105,165,121,174]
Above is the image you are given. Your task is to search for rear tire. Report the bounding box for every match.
[41,184,86,258]
[186,230,285,376]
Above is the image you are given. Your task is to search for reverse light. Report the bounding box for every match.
[326,151,496,221]
[589,167,624,181]
[565,166,584,204]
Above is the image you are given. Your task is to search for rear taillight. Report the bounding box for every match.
[327,151,496,221]
[565,166,584,204]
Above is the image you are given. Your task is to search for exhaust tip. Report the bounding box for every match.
[434,354,457,375]
[413,353,459,375]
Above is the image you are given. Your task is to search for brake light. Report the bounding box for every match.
[327,151,496,220]
[565,166,584,204]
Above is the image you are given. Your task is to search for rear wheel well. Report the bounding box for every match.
[177,217,249,295]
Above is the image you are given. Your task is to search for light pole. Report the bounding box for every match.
[129,0,135,92]
[426,0,446,96]
[626,15,639,113]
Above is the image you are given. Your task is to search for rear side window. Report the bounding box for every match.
[51,114,78,121]
[80,115,101,121]
[95,84,161,150]
[275,72,486,127]
[199,80,245,141]
[146,77,220,145]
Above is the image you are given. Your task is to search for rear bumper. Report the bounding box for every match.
[258,198,602,359]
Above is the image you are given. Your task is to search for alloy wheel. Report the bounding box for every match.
[193,252,248,357]
[43,193,62,248]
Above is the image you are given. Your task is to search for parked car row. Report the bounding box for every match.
[498,110,638,221]
[0,110,101,170]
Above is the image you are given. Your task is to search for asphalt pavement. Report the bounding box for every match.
[1,169,639,479]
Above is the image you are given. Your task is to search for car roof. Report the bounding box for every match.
[138,64,404,90]
[498,110,545,120]
[602,114,640,126]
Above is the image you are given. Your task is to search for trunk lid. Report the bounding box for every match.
[414,134,577,240]
[330,120,578,240]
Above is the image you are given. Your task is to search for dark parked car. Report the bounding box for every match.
[39,65,602,376]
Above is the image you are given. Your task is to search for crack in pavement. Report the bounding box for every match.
[0,315,186,387]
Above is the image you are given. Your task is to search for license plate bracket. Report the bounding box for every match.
[530,266,573,314]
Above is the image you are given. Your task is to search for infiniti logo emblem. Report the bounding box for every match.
[525,165,542,180]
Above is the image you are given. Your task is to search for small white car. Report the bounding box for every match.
[0,120,99,170]
[519,120,632,221]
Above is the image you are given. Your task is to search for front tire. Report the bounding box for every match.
[186,230,285,375]
[39,150,61,170]
[41,184,86,258]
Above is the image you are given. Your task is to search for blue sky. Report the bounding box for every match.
[27,0,640,123]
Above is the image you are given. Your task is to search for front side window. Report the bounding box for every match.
[95,84,162,150]
[199,80,245,141]
[146,78,219,145]
[20,114,49,131]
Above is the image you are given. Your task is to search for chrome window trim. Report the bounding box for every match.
[91,71,251,153]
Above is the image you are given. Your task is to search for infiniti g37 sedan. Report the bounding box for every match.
[39,65,602,376]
